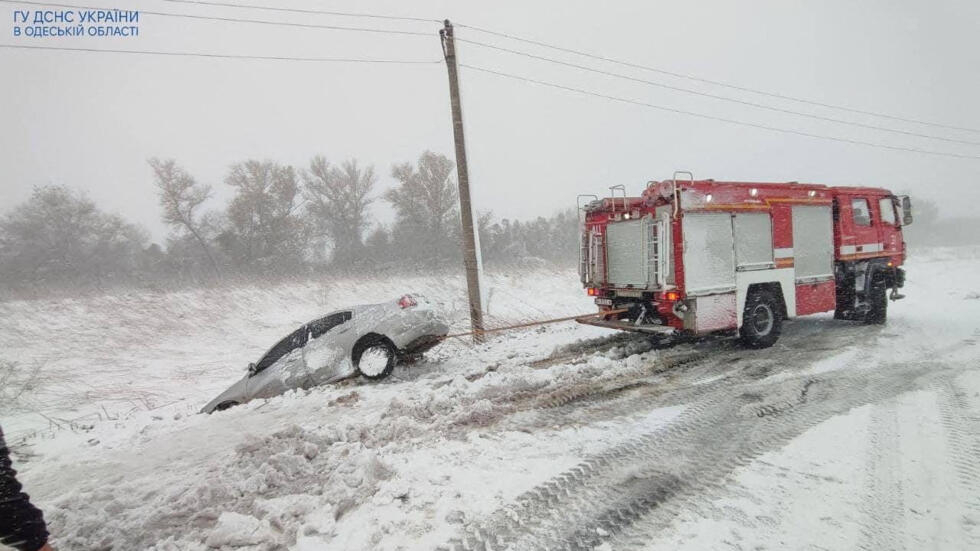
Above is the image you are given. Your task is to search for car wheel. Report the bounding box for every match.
[739,289,783,349]
[353,335,396,380]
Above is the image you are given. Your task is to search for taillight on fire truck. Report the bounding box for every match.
[587,287,600,297]
[664,291,680,301]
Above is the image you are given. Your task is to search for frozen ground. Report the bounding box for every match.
[1,249,978,550]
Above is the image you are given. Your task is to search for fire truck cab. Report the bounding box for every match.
[578,173,912,347]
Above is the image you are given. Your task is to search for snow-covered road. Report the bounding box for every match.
[1,249,978,550]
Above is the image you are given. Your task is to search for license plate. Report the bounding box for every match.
[595,298,613,306]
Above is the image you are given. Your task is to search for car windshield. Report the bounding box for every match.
[253,327,308,374]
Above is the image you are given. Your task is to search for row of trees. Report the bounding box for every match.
[0,151,578,294]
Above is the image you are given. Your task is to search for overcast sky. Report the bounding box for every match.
[2,0,979,242]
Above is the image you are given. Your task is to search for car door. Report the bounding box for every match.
[246,326,310,399]
[303,311,357,385]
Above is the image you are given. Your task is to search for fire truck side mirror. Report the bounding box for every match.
[899,195,913,226]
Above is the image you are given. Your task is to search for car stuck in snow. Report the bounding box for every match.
[201,294,449,413]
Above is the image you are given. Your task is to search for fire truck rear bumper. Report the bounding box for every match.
[576,317,679,335]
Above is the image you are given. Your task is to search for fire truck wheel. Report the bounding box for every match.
[739,289,783,348]
[864,278,888,325]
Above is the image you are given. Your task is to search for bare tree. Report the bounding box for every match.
[302,156,376,265]
[148,158,220,276]
[386,151,459,262]
[479,208,578,267]
[221,160,308,272]
[0,185,148,290]
[364,225,394,266]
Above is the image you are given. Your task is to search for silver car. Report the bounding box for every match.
[202,294,449,413]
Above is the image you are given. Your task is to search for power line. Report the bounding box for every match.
[461,63,980,161]
[0,43,442,63]
[10,0,972,138]
[456,22,980,135]
[457,37,980,148]
[1,0,432,36]
[7,1,974,158]
[159,0,441,24]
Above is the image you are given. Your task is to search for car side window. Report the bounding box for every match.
[308,311,352,339]
[851,198,871,227]
[253,327,310,374]
[878,197,896,225]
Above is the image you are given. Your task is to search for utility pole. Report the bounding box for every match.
[440,19,485,343]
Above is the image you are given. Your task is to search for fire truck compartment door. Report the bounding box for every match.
[685,293,737,334]
[733,212,774,270]
[683,213,736,294]
[791,205,834,281]
[605,219,648,287]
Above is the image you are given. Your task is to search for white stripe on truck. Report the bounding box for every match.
[839,243,883,255]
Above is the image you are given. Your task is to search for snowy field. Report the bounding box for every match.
[1,249,979,550]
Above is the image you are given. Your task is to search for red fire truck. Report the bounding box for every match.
[577,172,913,347]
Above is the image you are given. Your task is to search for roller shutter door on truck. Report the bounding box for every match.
[682,213,736,294]
[791,205,834,281]
[605,219,647,287]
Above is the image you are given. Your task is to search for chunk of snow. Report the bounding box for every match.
[205,512,277,548]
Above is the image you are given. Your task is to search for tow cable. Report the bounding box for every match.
[440,308,628,340]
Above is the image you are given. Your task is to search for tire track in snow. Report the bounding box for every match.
[527,332,700,370]
[566,377,873,551]
[857,400,905,551]
[442,366,743,551]
[610,338,970,551]
[500,322,861,435]
[606,363,946,551]
[603,340,976,551]
[937,376,980,547]
[446,373,824,549]
[446,336,963,550]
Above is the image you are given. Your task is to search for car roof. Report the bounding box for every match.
[308,302,390,325]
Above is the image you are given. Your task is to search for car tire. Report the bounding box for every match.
[739,289,783,349]
[864,278,888,325]
[353,335,396,380]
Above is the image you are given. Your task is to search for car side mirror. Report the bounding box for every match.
[899,196,913,226]
[247,362,256,376]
